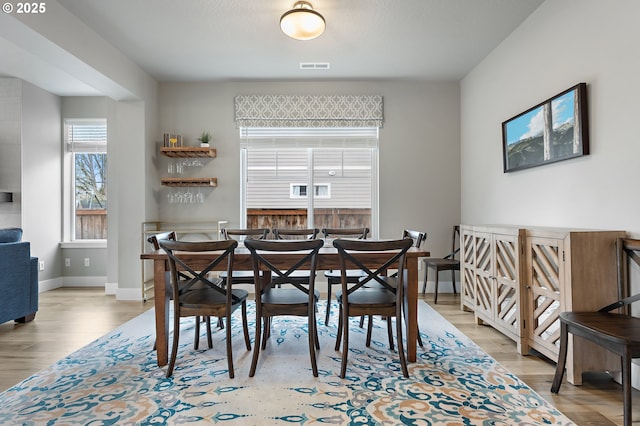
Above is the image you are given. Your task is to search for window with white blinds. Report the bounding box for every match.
[65,119,108,152]
[240,127,378,235]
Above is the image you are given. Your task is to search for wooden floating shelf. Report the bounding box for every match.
[161,147,217,158]
[161,178,217,187]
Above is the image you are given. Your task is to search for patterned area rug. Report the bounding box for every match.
[0,302,574,425]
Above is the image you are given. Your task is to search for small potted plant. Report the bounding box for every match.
[197,131,212,147]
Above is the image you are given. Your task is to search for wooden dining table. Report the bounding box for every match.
[141,243,428,366]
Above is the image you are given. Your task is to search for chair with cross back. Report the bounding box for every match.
[159,239,251,378]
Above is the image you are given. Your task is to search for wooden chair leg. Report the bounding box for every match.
[623,347,632,426]
[308,311,319,377]
[433,270,440,304]
[325,281,333,326]
[261,318,269,350]
[335,308,343,351]
[242,302,251,351]
[225,312,235,378]
[550,321,569,393]
[366,315,373,347]
[395,306,409,378]
[206,316,213,349]
[313,308,320,350]
[386,316,394,351]
[422,265,428,294]
[340,310,350,379]
[194,316,201,350]
[166,313,181,378]
[452,269,457,294]
[249,314,262,377]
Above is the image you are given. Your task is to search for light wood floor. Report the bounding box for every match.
[0,288,634,425]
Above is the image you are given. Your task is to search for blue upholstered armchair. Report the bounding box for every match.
[0,228,39,324]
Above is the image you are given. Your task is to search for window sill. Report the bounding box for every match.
[60,240,107,249]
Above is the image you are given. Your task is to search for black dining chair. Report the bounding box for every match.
[422,225,460,304]
[361,229,427,348]
[148,231,211,350]
[333,237,413,378]
[244,238,325,377]
[219,228,270,287]
[159,239,252,378]
[321,227,369,326]
[272,228,320,285]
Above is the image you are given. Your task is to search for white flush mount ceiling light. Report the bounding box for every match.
[280,1,326,41]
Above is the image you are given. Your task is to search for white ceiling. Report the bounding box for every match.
[1,0,544,95]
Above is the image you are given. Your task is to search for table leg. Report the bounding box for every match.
[153,259,169,367]
[406,257,418,362]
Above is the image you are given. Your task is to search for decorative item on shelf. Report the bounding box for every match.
[167,187,205,204]
[167,158,204,175]
[197,131,212,147]
[163,133,183,148]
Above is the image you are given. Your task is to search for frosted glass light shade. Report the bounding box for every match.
[280,1,325,41]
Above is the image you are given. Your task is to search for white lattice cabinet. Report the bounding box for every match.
[460,225,525,351]
[461,224,625,385]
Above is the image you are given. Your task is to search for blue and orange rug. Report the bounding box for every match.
[0,302,574,425]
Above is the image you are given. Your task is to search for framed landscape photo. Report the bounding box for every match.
[502,83,589,173]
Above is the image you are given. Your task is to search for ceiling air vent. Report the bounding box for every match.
[299,62,330,70]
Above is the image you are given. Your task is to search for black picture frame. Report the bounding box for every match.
[502,83,589,173]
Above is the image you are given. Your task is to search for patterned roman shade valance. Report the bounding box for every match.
[234,95,383,128]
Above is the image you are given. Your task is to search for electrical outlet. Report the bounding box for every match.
[65,258,71,267]
[38,261,45,271]
[84,258,90,267]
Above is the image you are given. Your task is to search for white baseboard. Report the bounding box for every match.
[116,286,142,301]
[39,276,107,293]
[62,276,107,287]
[38,277,64,292]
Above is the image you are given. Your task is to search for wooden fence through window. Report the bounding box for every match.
[76,209,107,239]
[247,208,371,231]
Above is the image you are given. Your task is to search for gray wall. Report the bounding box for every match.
[461,0,640,236]
[0,78,62,284]
[157,80,461,253]
[22,81,62,282]
[0,79,22,228]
